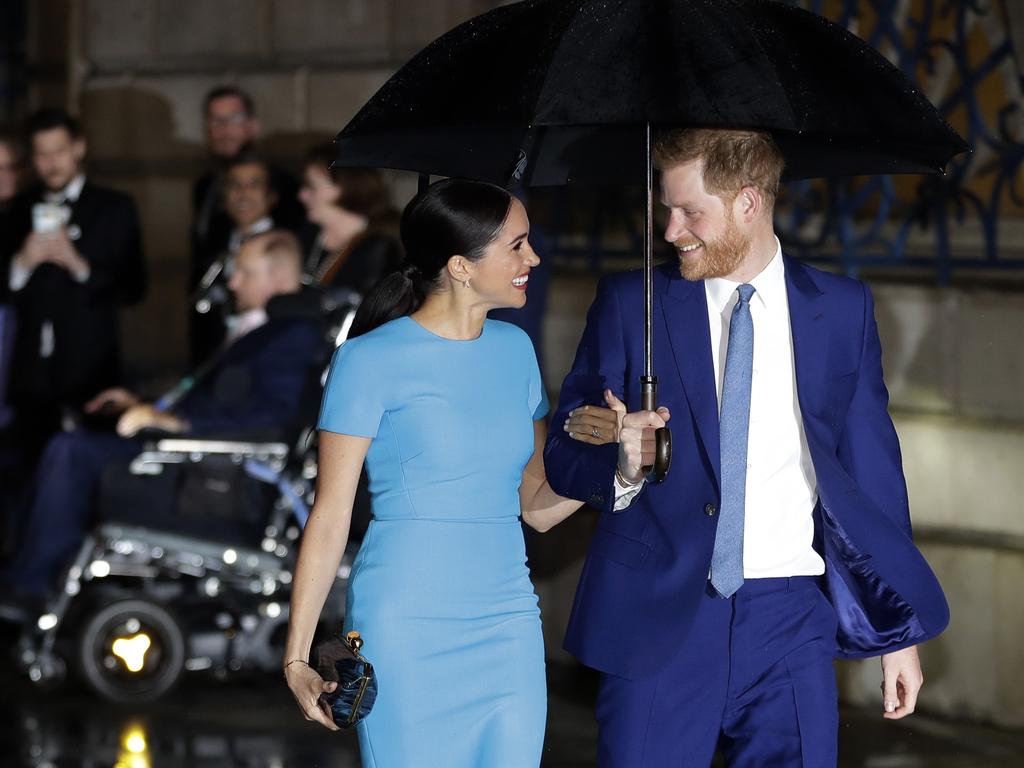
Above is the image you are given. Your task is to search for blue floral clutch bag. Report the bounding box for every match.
[313,630,377,729]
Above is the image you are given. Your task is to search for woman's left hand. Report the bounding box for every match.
[563,389,626,446]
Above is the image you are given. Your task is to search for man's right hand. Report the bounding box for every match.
[615,395,671,485]
[85,387,139,415]
[15,232,53,271]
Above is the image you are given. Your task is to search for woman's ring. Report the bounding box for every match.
[592,427,601,438]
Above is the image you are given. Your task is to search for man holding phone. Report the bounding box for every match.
[2,108,146,470]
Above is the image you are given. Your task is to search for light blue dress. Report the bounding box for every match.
[318,316,549,768]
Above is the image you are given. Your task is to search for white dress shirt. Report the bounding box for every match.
[615,239,825,578]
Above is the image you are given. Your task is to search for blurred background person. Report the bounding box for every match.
[189,152,278,365]
[0,230,321,620]
[191,85,302,287]
[298,143,402,295]
[0,131,26,558]
[1,108,145,473]
[0,131,24,224]
[0,131,26,407]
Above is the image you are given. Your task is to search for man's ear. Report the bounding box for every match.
[73,138,87,163]
[736,185,763,223]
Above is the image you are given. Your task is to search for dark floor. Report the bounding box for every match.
[2,657,1023,768]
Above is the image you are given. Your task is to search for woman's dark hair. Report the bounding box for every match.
[305,142,394,223]
[348,178,513,339]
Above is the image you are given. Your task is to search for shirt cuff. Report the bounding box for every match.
[613,472,645,511]
[9,260,33,291]
[71,263,91,283]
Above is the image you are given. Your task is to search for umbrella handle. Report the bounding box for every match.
[640,376,672,483]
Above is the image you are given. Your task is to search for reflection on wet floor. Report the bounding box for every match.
[2,659,1022,767]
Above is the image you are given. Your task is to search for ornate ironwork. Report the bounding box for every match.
[780,0,1024,281]
[545,0,1024,283]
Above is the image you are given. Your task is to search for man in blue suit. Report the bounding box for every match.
[545,128,948,767]
[0,230,322,614]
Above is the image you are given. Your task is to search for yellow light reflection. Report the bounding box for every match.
[111,633,152,673]
[115,724,150,768]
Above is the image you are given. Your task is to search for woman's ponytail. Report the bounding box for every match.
[348,264,427,339]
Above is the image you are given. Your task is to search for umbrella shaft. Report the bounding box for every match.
[644,122,653,379]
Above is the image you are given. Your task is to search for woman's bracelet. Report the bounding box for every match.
[283,658,311,675]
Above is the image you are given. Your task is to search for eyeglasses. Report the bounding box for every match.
[206,113,249,128]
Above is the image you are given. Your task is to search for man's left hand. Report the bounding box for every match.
[880,645,923,719]
[117,405,186,438]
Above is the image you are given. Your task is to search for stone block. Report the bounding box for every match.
[28,0,71,66]
[870,282,957,414]
[895,414,1024,535]
[957,289,1024,421]
[157,0,270,58]
[81,81,203,162]
[393,0,503,56]
[83,0,157,62]
[127,75,225,146]
[307,69,395,134]
[121,259,189,379]
[236,73,306,136]
[270,0,390,58]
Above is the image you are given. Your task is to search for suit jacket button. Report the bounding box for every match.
[704,503,717,516]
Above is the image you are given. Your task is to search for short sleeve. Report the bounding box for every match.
[527,342,549,421]
[317,338,386,437]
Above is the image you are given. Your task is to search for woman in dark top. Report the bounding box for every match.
[297,144,402,295]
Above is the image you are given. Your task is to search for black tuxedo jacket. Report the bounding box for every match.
[2,181,146,408]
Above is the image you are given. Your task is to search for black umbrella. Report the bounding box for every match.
[335,0,969,480]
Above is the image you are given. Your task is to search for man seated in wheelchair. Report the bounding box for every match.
[0,229,323,621]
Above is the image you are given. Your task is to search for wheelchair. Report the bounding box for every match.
[13,287,365,703]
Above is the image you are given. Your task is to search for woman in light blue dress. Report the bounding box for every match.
[283,180,637,767]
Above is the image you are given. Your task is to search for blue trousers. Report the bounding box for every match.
[1,429,139,596]
[597,576,839,768]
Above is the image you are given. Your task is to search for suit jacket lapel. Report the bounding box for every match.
[784,255,828,424]
[659,267,721,490]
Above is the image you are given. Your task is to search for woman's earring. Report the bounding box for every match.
[463,279,471,288]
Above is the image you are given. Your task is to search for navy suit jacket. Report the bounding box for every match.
[544,257,949,680]
[175,316,322,437]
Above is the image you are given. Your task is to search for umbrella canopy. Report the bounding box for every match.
[336,0,968,185]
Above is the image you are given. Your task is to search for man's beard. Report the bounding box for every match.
[675,214,751,281]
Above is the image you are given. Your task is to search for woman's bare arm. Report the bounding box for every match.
[283,430,370,730]
[519,420,587,532]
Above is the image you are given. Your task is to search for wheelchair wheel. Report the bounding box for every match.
[78,598,186,702]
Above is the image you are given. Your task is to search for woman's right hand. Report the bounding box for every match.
[285,662,341,731]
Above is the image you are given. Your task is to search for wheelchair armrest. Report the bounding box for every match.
[154,438,289,458]
[129,439,290,476]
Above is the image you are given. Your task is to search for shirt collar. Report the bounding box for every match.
[43,173,86,205]
[225,308,268,342]
[705,237,784,314]
[229,216,274,251]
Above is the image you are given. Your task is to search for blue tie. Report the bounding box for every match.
[711,284,756,599]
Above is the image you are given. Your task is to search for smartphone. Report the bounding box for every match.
[32,202,64,234]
